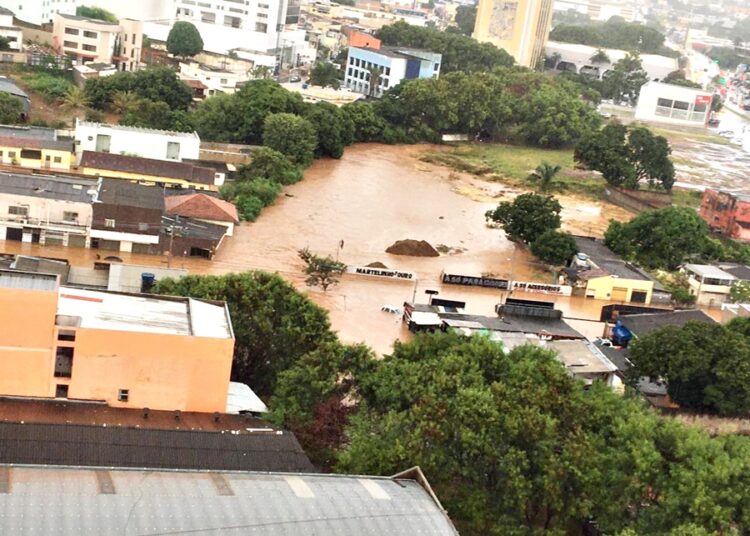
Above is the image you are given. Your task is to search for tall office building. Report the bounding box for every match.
[472,0,554,68]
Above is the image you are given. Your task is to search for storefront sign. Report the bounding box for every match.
[510,281,572,296]
[349,266,415,280]
[442,273,510,289]
[695,95,712,105]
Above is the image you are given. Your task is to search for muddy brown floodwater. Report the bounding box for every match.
[1,144,626,354]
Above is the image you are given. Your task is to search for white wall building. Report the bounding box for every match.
[74,120,201,162]
[179,61,250,95]
[635,81,713,128]
[0,7,22,51]
[0,0,77,26]
[81,0,172,22]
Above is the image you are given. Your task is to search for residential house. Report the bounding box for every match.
[612,309,717,345]
[0,173,96,248]
[545,339,622,391]
[165,192,239,236]
[161,214,228,259]
[344,46,442,97]
[0,124,75,171]
[90,178,163,253]
[179,61,251,96]
[680,263,736,306]
[74,120,201,162]
[0,464,458,535]
[0,7,22,51]
[0,269,234,413]
[79,151,221,190]
[699,189,750,241]
[52,13,143,71]
[0,398,313,472]
[564,236,670,304]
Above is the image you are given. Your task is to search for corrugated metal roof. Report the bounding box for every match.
[0,269,57,291]
[0,172,99,203]
[81,151,215,185]
[0,465,458,535]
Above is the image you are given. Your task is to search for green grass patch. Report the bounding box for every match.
[670,188,702,209]
[422,142,607,198]
[644,124,731,146]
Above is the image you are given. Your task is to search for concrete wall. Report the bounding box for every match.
[604,186,672,213]
[586,275,654,303]
[75,122,201,162]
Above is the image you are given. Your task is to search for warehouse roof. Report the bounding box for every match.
[81,151,215,185]
[0,172,98,203]
[96,177,164,210]
[0,464,458,535]
[620,309,717,337]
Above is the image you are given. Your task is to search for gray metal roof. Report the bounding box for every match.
[0,172,99,203]
[0,465,459,536]
[0,78,28,100]
[0,269,58,291]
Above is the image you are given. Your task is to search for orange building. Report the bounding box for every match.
[347,30,382,50]
[0,270,234,413]
[699,189,750,242]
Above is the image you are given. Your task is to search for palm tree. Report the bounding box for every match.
[110,91,141,115]
[528,162,561,192]
[590,49,611,65]
[60,86,91,120]
[367,66,383,98]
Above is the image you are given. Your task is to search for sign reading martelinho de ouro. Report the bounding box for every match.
[442,273,572,296]
[348,266,416,280]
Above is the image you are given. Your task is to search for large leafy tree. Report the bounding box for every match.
[304,101,354,159]
[234,80,307,144]
[486,193,563,244]
[530,229,577,265]
[453,4,477,35]
[604,206,719,270]
[166,21,204,59]
[627,321,750,416]
[237,147,302,185]
[309,62,341,89]
[550,18,670,55]
[76,5,117,23]
[263,113,318,166]
[85,67,193,111]
[153,272,336,396]
[603,53,649,105]
[575,123,674,191]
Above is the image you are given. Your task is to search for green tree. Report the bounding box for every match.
[454,4,477,35]
[76,5,118,22]
[528,161,561,192]
[234,80,307,144]
[0,92,23,124]
[628,321,750,416]
[263,113,318,166]
[153,272,336,396]
[530,230,577,265]
[367,66,383,98]
[590,48,611,64]
[604,207,716,270]
[550,18,672,55]
[120,99,193,132]
[304,101,354,159]
[110,90,142,114]
[191,93,244,143]
[730,281,750,303]
[627,126,675,190]
[603,53,649,105]
[309,62,341,89]
[0,37,12,51]
[298,248,347,291]
[85,67,193,111]
[237,147,302,185]
[341,102,389,142]
[486,193,563,244]
[60,86,91,120]
[220,178,282,221]
[166,21,204,59]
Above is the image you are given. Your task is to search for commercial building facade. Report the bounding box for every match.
[75,120,201,162]
[634,81,713,127]
[0,270,234,413]
[473,0,554,68]
[53,13,144,71]
[344,46,441,97]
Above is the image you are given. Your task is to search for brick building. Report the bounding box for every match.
[699,189,750,241]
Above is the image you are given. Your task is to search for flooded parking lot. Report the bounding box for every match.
[2,144,627,353]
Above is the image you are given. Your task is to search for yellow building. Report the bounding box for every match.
[0,270,235,413]
[79,151,220,191]
[472,0,554,68]
[0,125,74,171]
[580,272,654,303]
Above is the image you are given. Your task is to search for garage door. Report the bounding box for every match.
[132,243,153,254]
[45,234,64,246]
[5,227,22,241]
[611,287,628,301]
[99,239,121,251]
[68,235,86,248]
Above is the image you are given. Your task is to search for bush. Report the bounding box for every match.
[21,72,74,101]
[530,230,577,265]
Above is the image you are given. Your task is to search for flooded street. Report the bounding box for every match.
[2,144,622,353]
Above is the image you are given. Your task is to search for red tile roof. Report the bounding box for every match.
[165,193,239,223]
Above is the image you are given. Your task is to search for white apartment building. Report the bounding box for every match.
[81,0,173,22]
[0,0,77,26]
[74,120,201,162]
[0,7,22,51]
[53,13,143,71]
[179,61,250,95]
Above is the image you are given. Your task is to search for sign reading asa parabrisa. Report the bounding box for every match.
[348,266,415,280]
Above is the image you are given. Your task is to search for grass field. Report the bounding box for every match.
[421,143,607,198]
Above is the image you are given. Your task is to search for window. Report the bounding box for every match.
[83,30,97,39]
[255,22,267,32]
[20,149,42,159]
[57,330,76,341]
[63,40,77,49]
[118,389,129,402]
[656,98,673,107]
[104,218,115,228]
[132,34,136,44]
[82,44,97,52]
[63,211,78,222]
[8,151,15,159]
[673,100,689,110]
[224,15,242,28]
[53,156,62,163]
[55,384,69,398]
[138,222,149,231]
[220,78,228,84]
[64,27,79,35]
[201,11,216,23]
[8,206,28,216]
[166,142,180,160]
[54,347,74,378]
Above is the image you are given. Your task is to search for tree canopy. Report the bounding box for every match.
[530,229,577,265]
[0,93,23,124]
[602,53,649,105]
[309,62,342,89]
[76,5,117,23]
[453,4,477,36]
[628,320,750,416]
[263,113,318,167]
[486,193,563,244]
[85,67,193,112]
[166,21,204,59]
[550,17,676,56]
[575,123,675,191]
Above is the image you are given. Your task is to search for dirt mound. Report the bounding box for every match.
[366,261,389,268]
[385,239,440,257]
